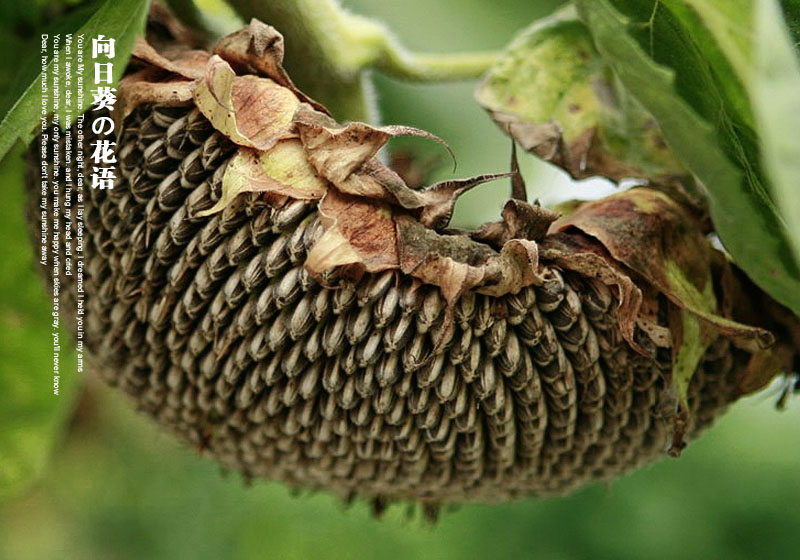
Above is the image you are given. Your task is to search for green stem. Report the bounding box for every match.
[376,47,498,82]
[224,0,497,122]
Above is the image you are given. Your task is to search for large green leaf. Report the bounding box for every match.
[575,0,800,316]
[751,1,800,275]
[628,0,800,277]
[0,0,149,161]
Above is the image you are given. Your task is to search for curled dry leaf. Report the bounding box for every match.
[306,189,398,274]
[115,37,210,130]
[115,69,196,132]
[472,198,561,246]
[418,230,543,305]
[293,104,455,207]
[213,18,329,114]
[129,36,208,80]
[416,173,515,230]
[305,190,548,308]
[194,55,300,150]
[553,189,773,351]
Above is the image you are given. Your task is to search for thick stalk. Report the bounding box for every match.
[225,0,497,122]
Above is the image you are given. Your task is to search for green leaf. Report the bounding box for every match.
[0,147,81,504]
[637,0,800,302]
[0,0,149,161]
[640,0,800,304]
[476,7,686,184]
[575,0,800,316]
[779,0,800,46]
[751,0,800,277]
[0,2,101,121]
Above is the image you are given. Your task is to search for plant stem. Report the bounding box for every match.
[225,0,497,122]
[375,48,498,82]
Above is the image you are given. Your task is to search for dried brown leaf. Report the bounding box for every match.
[305,190,399,274]
[416,173,514,230]
[396,216,544,305]
[553,188,773,350]
[116,68,195,132]
[472,199,560,246]
[737,347,795,397]
[194,55,300,150]
[213,19,330,114]
[294,104,454,207]
[509,140,528,201]
[130,36,209,79]
[114,36,210,129]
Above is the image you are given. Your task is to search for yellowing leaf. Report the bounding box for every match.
[477,7,686,184]
[198,142,328,217]
[259,139,329,196]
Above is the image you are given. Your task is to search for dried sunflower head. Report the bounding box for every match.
[27,10,799,509]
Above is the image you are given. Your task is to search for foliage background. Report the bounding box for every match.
[0,0,798,558]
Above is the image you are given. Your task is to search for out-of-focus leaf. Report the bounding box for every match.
[0,147,81,504]
[628,0,800,304]
[0,0,149,160]
[0,1,102,124]
[574,0,800,316]
[780,0,800,46]
[477,7,686,184]
[751,0,800,274]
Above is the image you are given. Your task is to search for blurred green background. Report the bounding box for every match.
[0,1,798,559]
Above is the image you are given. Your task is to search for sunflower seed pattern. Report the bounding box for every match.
[27,103,749,504]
